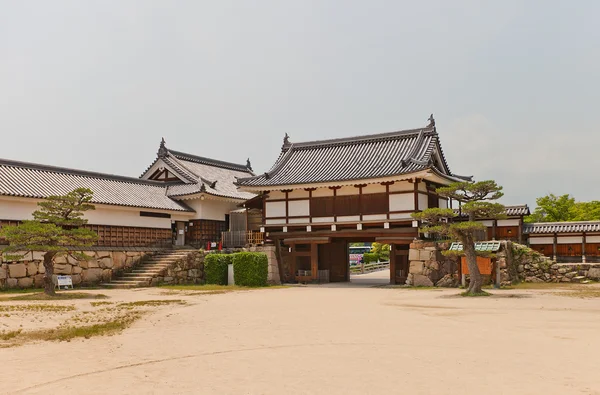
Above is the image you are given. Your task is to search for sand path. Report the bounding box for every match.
[2,284,600,395]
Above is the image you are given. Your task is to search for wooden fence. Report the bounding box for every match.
[350,261,390,274]
[221,231,264,248]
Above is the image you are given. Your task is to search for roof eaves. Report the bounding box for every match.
[169,150,252,173]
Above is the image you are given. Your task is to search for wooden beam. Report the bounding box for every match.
[389,243,396,285]
[311,243,319,281]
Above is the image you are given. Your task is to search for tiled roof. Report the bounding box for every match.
[141,141,255,201]
[0,159,192,212]
[453,205,530,218]
[236,119,468,188]
[523,221,600,234]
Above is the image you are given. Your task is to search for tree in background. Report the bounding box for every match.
[0,188,97,296]
[370,242,390,261]
[412,181,505,296]
[525,194,600,222]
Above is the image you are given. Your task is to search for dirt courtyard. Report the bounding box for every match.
[2,279,600,394]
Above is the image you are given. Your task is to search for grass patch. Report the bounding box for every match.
[460,291,492,297]
[0,304,75,313]
[555,290,600,299]
[0,288,44,294]
[159,284,245,291]
[118,300,186,308]
[0,330,22,341]
[5,292,108,301]
[90,301,114,307]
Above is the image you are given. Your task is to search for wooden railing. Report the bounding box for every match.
[221,231,265,248]
[350,261,390,274]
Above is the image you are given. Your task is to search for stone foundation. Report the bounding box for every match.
[247,245,281,285]
[0,249,153,289]
[407,240,459,287]
[150,251,205,286]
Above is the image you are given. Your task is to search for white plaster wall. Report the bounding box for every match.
[362,184,386,194]
[337,215,360,222]
[266,190,286,200]
[587,236,600,243]
[288,200,309,216]
[363,214,387,221]
[390,213,413,220]
[288,218,309,224]
[439,198,448,209]
[312,216,334,223]
[0,197,175,228]
[418,183,428,192]
[336,186,358,196]
[498,219,520,226]
[479,220,494,227]
[529,237,554,245]
[265,218,286,225]
[389,194,414,212]
[312,188,333,197]
[557,236,583,244]
[388,181,412,192]
[184,198,238,221]
[288,189,309,199]
[418,194,428,211]
[265,201,286,218]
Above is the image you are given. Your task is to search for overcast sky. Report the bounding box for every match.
[1,1,598,207]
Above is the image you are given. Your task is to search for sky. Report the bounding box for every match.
[1,0,599,208]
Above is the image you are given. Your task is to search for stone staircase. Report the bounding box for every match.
[103,250,195,289]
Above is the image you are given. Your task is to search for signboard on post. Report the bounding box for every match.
[55,275,74,290]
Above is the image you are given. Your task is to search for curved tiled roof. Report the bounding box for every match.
[140,142,255,201]
[237,122,467,188]
[523,221,600,234]
[0,159,192,212]
[453,205,530,218]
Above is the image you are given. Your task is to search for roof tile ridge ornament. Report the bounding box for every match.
[428,113,436,130]
[282,133,291,150]
[158,137,168,158]
[246,158,253,172]
[400,129,426,168]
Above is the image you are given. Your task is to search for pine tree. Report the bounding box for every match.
[1,188,97,296]
[412,181,505,295]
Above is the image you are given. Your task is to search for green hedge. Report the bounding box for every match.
[232,252,268,287]
[362,252,379,264]
[204,253,232,285]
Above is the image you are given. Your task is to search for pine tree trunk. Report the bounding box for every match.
[463,235,483,294]
[43,252,56,296]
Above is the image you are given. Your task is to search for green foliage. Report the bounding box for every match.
[0,188,97,258]
[369,242,390,261]
[232,252,268,287]
[525,193,600,223]
[362,252,379,264]
[0,189,97,295]
[204,253,232,285]
[437,180,504,203]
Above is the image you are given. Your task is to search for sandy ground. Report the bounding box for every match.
[2,273,600,395]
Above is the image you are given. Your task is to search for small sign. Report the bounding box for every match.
[178,229,184,235]
[210,242,217,248]
[55,275,73,290]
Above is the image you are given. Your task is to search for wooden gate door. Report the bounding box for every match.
[390,244,409,285]
[319,240,348,282]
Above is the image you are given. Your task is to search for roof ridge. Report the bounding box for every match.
[0,157,172,187]
[288,126,435,149]
[163,154,199,182]
[525,220,600,226]
[169,149,252,173]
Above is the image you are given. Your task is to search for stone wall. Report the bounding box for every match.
[405,240,600,288]
[0,250,152,289]
[247,245,281,285]
[507,243,600,284]
[149,251,205,286]
[407,240,459,287]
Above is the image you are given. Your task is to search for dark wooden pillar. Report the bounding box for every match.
[413,179,420,211]
[310,243,319,281]
[389,243,396,285]
[518,218,523,244]
[493,220,497,240]
[582,233,587,263]
[290,244,297,282]
[553,233,557,261]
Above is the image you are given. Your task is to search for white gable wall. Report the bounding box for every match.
[184,197,239,221]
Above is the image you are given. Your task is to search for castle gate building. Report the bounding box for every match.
[237,117,470,284]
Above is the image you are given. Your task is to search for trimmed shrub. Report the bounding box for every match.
[362,252,379,264]
[232,252,268,287]
[204,253,232,285]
